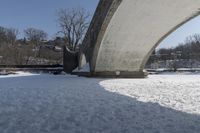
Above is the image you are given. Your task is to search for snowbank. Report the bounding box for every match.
[0,71,39,78]
[73,63,90,72]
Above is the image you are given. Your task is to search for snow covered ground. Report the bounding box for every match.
[0,72,200,133]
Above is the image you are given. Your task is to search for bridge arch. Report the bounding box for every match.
[79,0,200,77]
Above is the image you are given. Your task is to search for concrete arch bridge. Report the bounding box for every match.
[76,0,200,78]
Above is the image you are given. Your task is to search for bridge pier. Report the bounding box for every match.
[73,70,148,78]
[90,71,148,78]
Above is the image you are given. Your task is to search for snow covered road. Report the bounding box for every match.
[0,72,200,133]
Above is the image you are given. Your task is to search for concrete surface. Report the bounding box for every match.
[80,0,200,77]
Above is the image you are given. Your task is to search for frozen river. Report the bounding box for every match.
[0,72,200,133]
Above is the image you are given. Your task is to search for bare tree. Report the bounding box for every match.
[24,27,48,57]
[0,26,7,43]
[24,27,47,46]
[6,28,19,45]
[57,7,90,51]
[0,27,19,46]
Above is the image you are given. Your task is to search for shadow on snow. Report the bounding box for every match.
[0,74,199,133]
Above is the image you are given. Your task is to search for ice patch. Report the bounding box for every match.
[0,71,39,78]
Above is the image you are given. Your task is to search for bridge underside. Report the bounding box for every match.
[79,0,200,78]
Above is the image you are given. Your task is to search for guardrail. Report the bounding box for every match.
[147,68,200,73]
[0,65,64,74]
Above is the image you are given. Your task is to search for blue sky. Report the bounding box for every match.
[159,16,200,49]
[0,0,99,39]
[0,0,200,48]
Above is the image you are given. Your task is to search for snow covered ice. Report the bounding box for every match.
[0,72,200,133]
